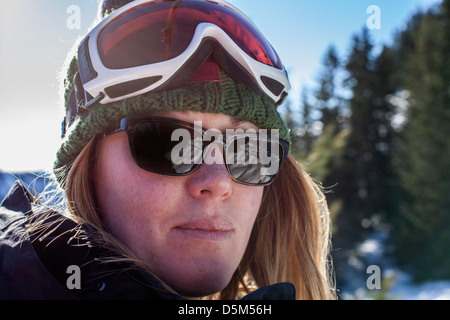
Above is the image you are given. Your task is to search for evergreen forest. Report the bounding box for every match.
[283,0,450,293]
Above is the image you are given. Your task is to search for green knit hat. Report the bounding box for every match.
[54,1,290,182]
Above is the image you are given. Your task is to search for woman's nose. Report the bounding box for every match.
[185,143,232,201]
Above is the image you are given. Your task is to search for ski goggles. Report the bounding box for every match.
[77,0,291,108]
[104,116,290,186]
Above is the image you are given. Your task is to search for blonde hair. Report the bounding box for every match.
[55,137,336,300]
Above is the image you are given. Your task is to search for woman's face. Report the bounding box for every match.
[92,111,264,297]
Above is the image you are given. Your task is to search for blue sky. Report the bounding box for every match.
[0,0,442,172]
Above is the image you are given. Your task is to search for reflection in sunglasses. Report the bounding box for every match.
[170,121,281,176]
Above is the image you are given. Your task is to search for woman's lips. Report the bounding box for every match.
[175,220,233,241]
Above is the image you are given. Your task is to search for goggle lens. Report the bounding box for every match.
[97,0,282,70]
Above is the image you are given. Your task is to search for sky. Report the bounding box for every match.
[0,0,442,172]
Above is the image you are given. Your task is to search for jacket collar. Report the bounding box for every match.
[1,180,34,215]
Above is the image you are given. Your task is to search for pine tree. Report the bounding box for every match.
[300,88,314,154]
[315,45,343,132]
[283,86,317,159]
[332,28,397,248]
[310,44,349,218]
[392,1,450,281]
[282,98,302,157]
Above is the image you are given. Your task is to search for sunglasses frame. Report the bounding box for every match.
[104,116,290,186]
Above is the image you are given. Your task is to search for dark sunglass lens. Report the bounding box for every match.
[130,120,197,175]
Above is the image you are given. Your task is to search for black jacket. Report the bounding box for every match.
[0,181,295,300]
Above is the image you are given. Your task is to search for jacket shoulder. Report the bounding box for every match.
[1,180,35,214]
[0,181,77,300]
[0,180,32,235]
[0,181,184,300]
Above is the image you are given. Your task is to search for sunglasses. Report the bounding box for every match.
[104,116,289,186]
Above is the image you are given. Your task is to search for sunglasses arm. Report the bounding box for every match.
[103,118,129,137]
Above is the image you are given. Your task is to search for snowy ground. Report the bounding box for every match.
[341,268,450,300]
[388,272,450,300]
[340,230,450,300]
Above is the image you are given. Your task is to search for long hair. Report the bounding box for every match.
[53,136,336,300]
[222,155,336,300]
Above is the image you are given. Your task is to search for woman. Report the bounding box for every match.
[0,0,335,300]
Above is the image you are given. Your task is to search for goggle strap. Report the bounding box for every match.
[62,80,81,138]
[63,72,98,138]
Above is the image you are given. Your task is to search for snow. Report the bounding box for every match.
[340,229,450,300]
[388,271,450,300]
[342,269,450,300]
